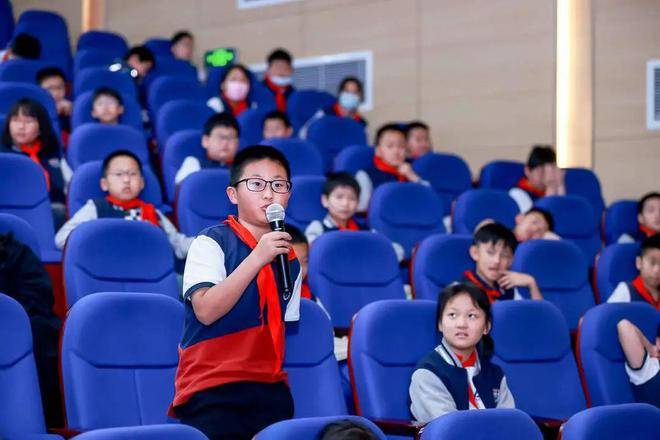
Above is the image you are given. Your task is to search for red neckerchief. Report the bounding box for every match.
[105,195,159,226]
[464,270,501,304]
[1,51,9,62]
[631,275,660,310]
[264,76,290,111]
[301,282,312,300]
[516,177,545,198]
[332,102,362,123]
[338,218,360,231]
[455,350,479,409]
[221,92,248,117]
[373,156,408,182]
[224,215,297,367]
[18,139,50,191]
[640,225,656,238]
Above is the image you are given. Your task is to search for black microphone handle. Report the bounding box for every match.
[269,219,294,298]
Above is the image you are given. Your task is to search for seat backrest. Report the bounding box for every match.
[63,219,178,308]
[595,242,640,303]
[349,300,437,419]
[73,67,137,99]
[306,116,368,171]
[73,424,208,440]
[143,38,172,58]
[0,293,46,437]
[237,107,272,147]
[0,59,46,83]
[478,160,525,190]
[71,90,143,131]
[255,415,386,440]
[285,299,347,418]
[333,144,374,174]
[147,75,205,116]
[603,200,638,245]
[287,89,336,131]
[412,152,472,214]
[0,0,14,48]
[309,230,405,330]
[145,58,197,86]
[535,195,601,266]
[266,138,324,177]
[67,161,164,217]
[62,292,183,430]
[0,82,59,131]
[562,403,660,440]
[368,182,446,258]
[0,153,57,258]
[15,10,72,77]
[420,408,542,440]
[565,168,605,220]
[412,234,474,300]
[491,300,587,420]
[0,213,40,257]
[73,49,120,73]
[176,169,236,236]
[452,189,519,234]
[77,30,128,56]
[578,303,658,407]
[66,123,148,171]
[161,129,204,202]
[512,239,594,330]
[286,175,327,231]
[156,99,214,147]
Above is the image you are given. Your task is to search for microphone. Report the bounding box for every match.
[265,203,293,300]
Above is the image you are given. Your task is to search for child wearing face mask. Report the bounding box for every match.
[409,283,515,423]
[207,64,253,117]
[262,48,295,112]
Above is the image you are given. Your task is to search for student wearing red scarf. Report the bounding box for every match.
[262,48,295,112]
[207,64,253,117]
[618,192,660,243]
[55,150,192,259]
[355,123,426,212]
[608,234,660,309]
[509,145,566,213]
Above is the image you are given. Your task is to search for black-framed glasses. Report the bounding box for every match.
[233,178,292,194]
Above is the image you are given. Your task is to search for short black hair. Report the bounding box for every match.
[171,30,193,46]
[526,145,557,169]
[1,98,60,156]
[92,87,123,105]
[318,420,379,440]
[203,112,240,136]
[36,67,66,84]
[10,33,41,59]
[375,123,406,146]
[638,192,660,215]
[101,150,143,177]
[266,48,292,65]
[263,110,291,129]
[640,234,660,258]
[338,76,364,99]
[125,45,155,65]
[526,207,554,231]
[406,120,429,136]
[286,224,307,246]
[323,172,360,197]
[473,222,518,253]
[220,63,252,86]
[230,145,291,185]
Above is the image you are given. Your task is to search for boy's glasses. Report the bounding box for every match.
[233,178,292,194]
[108,170,141,179]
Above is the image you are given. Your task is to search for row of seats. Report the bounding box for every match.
[2,291,656,438]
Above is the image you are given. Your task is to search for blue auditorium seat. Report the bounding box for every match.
[143,38,172,58]
[255,416,386,440]
[74,67,137,99]
[161,129,204,203]
[73,424,207,440]
[0,82,60,132]
[412,234,473,300]
[287,89,336,132]
[61,292,183,430]
[491,300,587,420]
[306,116,368,171]
[77,30,128,56]
[246,81,277,110]
[0,0,14,48]
[147,75,205,118]
[0,213,41,257]
[562,403,660,440]
[73,50,120,73]
[156,99,214,147]
[452,189,519,235]
[420,409,542,440]
[143,59,198,92]
[66,123,148,171]
[478,160,524,190]
[368,182,446,259]
[565,168,605,220]
[286,175,327,231]
[412,152,472,214]
[0,59,46,83]
[603,200,638,245]
[63,220,178,308]
[577,303,658,407]
[333,144,374,174]
[512,239,595,330]
[71,91,143,131]
[14,10,72,78]
[595,242,640,303]
[237,107,272,147]
[266,138,324,177]
[308,232,405,329]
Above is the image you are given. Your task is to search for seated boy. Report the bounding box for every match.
[1,33,40,62]
[355,123,426,211]
[37,67,72,135]
[616,319,659,407]
[475,207,559,242]
[124,45,155,79]
[406,120,433,160]
[55,150,192,259]
[608,234,659,309]
[509,145,565,213]
[175,112,240,185]
[262,110,293,140]
[171,145,302,439]
[91,87,125,125]
[262,48,295,111]
[287,224,312,299]
[463,222,543,302]
[619,192,660,243]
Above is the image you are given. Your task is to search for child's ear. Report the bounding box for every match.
[523,166,531,177]
[484,321,492,335]
[437,321,443,333]
[321,194,329,209]
[515,213,523,225]
[635,255,642,271]
[100,177,109,192]
[226,186,238,205]
[138,175,145,192]
[469,244,480,262]
[285,126,293,137]
[117,105,124,115]
[201,135,210,150]
[637,213,645,226]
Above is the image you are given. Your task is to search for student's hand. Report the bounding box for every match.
[398,162,421,182]
[498,271,535,289]
[252,231,291,267]
[57,99,72,116]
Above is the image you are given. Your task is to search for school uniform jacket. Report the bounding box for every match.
[608,275,660,310]
[175,155,232,185]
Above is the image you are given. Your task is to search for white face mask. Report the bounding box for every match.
[225,80,250,101]
[339,91,360,110]
[270,75,293,87]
